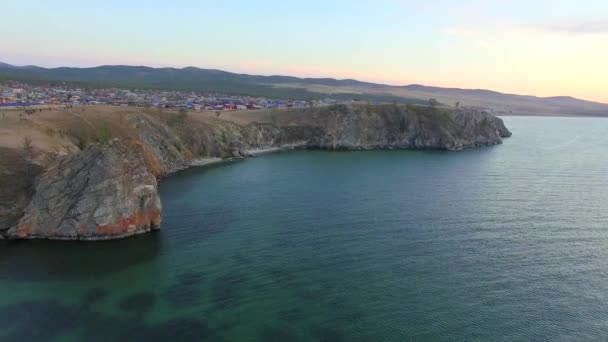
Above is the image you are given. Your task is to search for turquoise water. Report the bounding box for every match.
[2,116,608,341]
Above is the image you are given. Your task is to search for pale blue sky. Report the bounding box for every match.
[2,0,607,101]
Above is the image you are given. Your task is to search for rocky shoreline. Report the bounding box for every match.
[1,104,511,241]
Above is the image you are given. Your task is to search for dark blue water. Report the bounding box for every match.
[1,116,608,341]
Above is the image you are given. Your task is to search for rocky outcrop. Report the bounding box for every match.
[1,104,510,240]
[4,139,161,240]
[288,104,511,151]
[122,105,513,176]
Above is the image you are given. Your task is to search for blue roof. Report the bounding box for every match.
[0,102,40,107]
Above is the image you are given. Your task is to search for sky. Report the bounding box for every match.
[1,0,607,102]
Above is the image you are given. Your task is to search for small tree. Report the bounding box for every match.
[455,101,460,108]
[19,136,37,180]
[1,112,6,120]
[428,98,439,107]
[20,136,36,163]
[215,111,222,118]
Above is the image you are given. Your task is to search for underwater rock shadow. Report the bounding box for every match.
[0,232,164,282]
[163,271,206,308]
[0,299,213,342]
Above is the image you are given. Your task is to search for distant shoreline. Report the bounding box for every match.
[497,113,608,118]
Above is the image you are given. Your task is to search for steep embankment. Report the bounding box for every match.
[0,104,510,240]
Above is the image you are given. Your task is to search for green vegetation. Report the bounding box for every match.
[62,123,114,150]
[95,123,113,144]
[0,66,430,104]
[166,109,189,128]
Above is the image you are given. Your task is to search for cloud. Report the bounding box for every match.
[441,27,495,48]
[543,21,608,35]
[442,27,479,38]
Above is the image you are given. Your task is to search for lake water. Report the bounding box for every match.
[2,116,608,341]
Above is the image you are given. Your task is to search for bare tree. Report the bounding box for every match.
[19,136,37,179]
[20,136,36,163]
[215,111,222,118]
[16,136,42,194]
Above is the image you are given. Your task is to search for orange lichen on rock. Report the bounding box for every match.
[6,139,162,240]
[14,224,33,238]
[95,209,162,236]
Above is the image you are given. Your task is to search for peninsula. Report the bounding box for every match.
[0,104,511,240]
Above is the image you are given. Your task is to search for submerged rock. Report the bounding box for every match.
[6,139,161,240]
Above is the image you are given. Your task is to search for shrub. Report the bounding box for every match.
[95,123,113,144]
[167,109,188,127]
[62,122,113,150]
[65,128,92,150]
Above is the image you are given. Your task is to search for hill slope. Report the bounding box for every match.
[1,62,606,116]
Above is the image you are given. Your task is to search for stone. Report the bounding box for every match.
[6,139,161,240]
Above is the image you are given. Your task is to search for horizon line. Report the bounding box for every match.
[1,61,606,105]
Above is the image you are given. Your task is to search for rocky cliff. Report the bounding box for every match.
[127,104,512,174]
[279,104,511,151]
[0,104,510,240]
[3,139,161,240]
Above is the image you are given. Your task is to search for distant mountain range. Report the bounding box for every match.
[1,62,606,116]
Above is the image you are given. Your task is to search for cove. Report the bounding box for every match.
[2,116,608,341]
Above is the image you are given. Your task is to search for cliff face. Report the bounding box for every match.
[4,139,161,240]
[1,104,510,240]
[129,105,512,175]
[282,105,511,151]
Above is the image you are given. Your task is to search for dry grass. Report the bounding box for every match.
[0,105,280,168]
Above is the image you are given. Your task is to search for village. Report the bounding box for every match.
[0,81,339,111]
